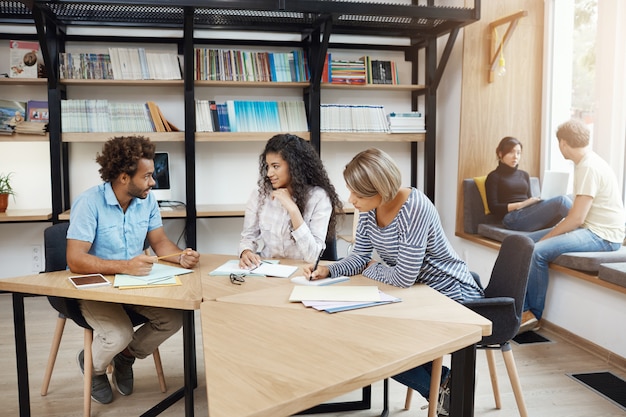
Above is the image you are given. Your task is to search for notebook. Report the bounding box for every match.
[540,171,569,200]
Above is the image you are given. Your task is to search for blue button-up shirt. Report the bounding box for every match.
[67,182,162,260]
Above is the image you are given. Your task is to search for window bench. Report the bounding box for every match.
[460,178,626,295]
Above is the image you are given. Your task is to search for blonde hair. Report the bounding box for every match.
[556,119,590,148]
[343,148,401,203]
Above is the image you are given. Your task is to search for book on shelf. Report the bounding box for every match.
[221,100,307,133]
[61,99,177,133]
[215,103,230,132]
[9,40,41,78]
[59,52,113,79]
[370,59,396,84]
[322,54,398,85]
[27,100,48,123]
[194,48,309,82]
[14,121,47,135]
[0,99,27,132]
[106,47,181,80]
[195,100,222,132]
[320,104,389,133]
[387,111,425,133]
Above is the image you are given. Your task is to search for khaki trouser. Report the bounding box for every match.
[79,300,182,374]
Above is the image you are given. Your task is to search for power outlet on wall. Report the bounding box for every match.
[31,244,43,272]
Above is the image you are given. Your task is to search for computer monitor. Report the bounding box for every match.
[152,152,172,203]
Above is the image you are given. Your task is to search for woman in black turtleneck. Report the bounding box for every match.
[485,136,572,232]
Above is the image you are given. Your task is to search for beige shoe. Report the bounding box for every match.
[518,310,539,334]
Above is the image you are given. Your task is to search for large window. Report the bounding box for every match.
[544,0,626,199]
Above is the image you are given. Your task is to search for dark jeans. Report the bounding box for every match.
[392,362,450,399]
[503,195,572,232]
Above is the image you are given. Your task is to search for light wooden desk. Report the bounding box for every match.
[0,264,202,417]
[201,302,481,417]
[201,255,491,417]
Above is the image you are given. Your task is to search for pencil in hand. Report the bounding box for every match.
[156,251,185,261]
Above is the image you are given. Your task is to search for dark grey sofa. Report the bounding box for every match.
[462,178,626,273]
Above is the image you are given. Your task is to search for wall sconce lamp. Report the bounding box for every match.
[489,10,528,83]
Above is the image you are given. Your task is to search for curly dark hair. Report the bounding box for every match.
[257,134,343,238]
[96,136,155,182]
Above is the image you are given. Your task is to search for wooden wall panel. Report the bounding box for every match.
[456,0,544,234]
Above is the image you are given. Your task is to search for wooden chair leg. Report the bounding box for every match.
[403,357,444,414]
[501,344,529,417]
[83,330,93,417]
[404,386,413,410]
[486,348,501,409]
[427,357,444,417]
[41,315,66,396]
[152,348,167,393]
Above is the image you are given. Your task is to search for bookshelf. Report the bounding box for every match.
[1,1,480,247]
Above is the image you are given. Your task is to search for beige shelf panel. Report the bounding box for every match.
[0,133,49,142]
[61,131,185,142]
[195,80,309,88]
[321,132,425,142]
[61,79,183,87]
[0,78,47,86]
[195,132,310,142]
[0,209,52,222]
[321,83,426,92]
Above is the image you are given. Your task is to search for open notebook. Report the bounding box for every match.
[540,171,569,200]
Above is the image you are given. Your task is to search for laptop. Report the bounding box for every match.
[540,171,570,200]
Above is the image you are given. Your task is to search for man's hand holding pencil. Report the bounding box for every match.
[156,248,200,269]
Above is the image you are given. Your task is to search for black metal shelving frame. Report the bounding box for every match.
[2,0,480,249]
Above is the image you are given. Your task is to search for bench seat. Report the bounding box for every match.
[463,178,626,273]
[598,262,626,288]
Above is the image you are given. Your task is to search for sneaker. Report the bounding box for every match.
[112,352,135,396]
[437,372,451,417]
[76,349,113,404]
[518,310,540,334]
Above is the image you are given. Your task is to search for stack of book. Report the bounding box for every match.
[59,52,114,79]
[320,104,389,133]
[387,112,425,133]
[60,49,181,80]
[61,99,177,133]
[194,48,309,82]
[108,48,181,80]
[322,54,399,85]
[14,121,47,135]
[196,100,308,133]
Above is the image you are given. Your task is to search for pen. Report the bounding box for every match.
[249,259,271,271]
[309,248,324,281]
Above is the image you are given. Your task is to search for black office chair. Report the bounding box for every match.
[40,222,166,417]
[404,234,534,417]
[320,235,338,261]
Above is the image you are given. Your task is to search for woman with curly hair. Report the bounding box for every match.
[238,133,343,268]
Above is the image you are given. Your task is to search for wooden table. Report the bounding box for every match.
[0,263,203,417]
[201,255,491,417]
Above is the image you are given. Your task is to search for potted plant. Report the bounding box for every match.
[0,172,16,213]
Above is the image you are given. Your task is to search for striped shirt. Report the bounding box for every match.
[328,188,483,302]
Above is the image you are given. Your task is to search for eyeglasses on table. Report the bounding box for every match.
[229,273,246,285]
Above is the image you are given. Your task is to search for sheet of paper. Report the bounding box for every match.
[251,262,298,278]
[115,262,192,284]
[290,275,350,286]
[289,285,381,302]
[114,275,180,289]
[208,259,281,277]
